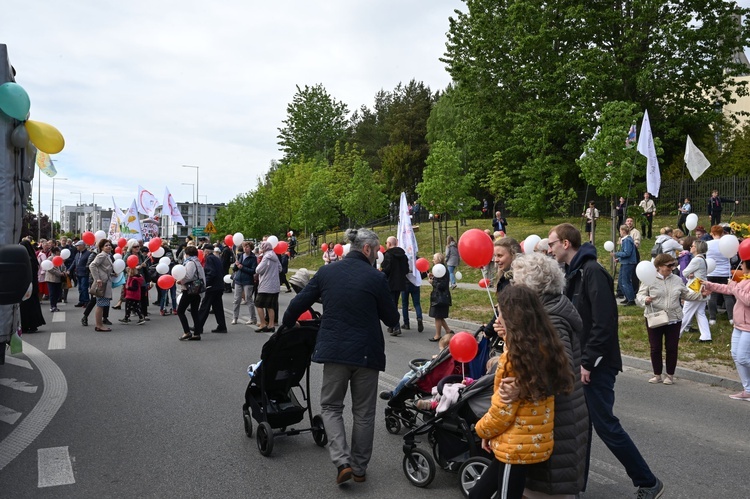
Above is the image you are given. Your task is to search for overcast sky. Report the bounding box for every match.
[2,0,462,220]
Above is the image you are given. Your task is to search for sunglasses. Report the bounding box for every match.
[665,263,677,268]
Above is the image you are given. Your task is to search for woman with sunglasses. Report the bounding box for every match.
[636,254,703,384]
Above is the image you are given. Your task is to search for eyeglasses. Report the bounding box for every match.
[665,263,677,268]
[547,238,560,248]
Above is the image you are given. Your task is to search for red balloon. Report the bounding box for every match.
[224,234,234,247]
[298,310,313,321]
[380,245,386,254]
[415,257,430,272]
[321,243,329,252]
[287,231,292,237]
[148,237,162,252]
[117,237,127,248]
[114,247,122,254]
[478,278,490,288]
[458,229,494,268]
[126,255,139,269]
[274,241,289,254]
[157,274,176,290]
[739,238,750,261]
[333,244,344,256]
[52,256,64,266]
[197,251,205,263]
[449,332,478,363]
[82,231,95,246]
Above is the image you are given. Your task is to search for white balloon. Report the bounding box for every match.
[523,234,541,255]
[171,264,187,281]
[159,257,171,266]
[267,235,279,248]
[343,243,351,256]
[156,263,169,275]
[603,240,615,252]
[376,251,384,265]
[233,232,244,247]
[685,213,698,231]
[635,260,657,286]
[113,253,123,260]
[112,259,126,274]
[40,259,53,271]
[706,258,717,274]
[94,230,107,243]
[289,231,293,236]
[223,274,233,284]
[455,271,463,281]
[152,247,165,258]
[60,248,71,260]
[432,263,447,278]
[719,234,739,258]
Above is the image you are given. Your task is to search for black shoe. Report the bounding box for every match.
[402,323,410,330]
[103,319,113,325]
[699,339,713,343]
[74,303,86,308]
[112,305,121,310]
[389,327,401,336]
[417,319,424,333]
[211,328,228,333]
[152,301,160,305]
[336,464,353,485]
[623,301,636,306]
[187,334,201,341]
[81,316,88,326]
[379,391,392,400]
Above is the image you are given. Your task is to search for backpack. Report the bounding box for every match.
[650,241,664,258]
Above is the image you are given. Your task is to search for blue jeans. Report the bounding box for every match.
[401,281,423,326]
[584,366,656,488]
[448,265,457,286]
[160,284,177,311]
[618,263,635,302]
[77,274,90,304]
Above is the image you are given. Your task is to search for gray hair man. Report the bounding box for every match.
[282,228,400,485]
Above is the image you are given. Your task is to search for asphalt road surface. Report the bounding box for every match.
[1,286,748,498]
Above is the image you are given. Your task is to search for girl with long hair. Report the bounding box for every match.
[470,285,574,499]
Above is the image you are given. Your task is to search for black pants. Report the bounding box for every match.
[84,297,109,319]
[279,272,292,292]
[177,293,202,334]
[124,298,143,320]
[641,213,653,238]
[197,289,227,331]
[677,214,688,234]
[468,459,527,499]
[710,213,721,226]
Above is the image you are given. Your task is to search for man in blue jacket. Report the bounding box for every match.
[548,223,664,499]
[69,240,91,307]
[282,228,399,486]
[196,244,228,333]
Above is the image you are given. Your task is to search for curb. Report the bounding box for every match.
[440,316,743,392]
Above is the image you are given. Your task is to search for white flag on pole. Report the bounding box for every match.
[162,187,186,225]
[397,192,421,286]
[684,135,711,181]
[124,200,143,239]
[637,110,660,197]
[136,185,160,218]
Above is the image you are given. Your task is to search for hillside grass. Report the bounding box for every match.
[288,214,748,369]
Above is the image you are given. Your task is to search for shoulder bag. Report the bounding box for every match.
[184,261,206,295]
[89,280,105,298]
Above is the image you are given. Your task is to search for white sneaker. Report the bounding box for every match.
[663,375,674,385]
[246,320,257,325]
[648,375,663,384]
[231,319,238,325]
[709,319,716,326]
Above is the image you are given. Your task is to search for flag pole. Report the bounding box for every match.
[677,161,686,231]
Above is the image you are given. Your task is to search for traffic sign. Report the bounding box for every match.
[192,228,205,237]
[204,220,217,234]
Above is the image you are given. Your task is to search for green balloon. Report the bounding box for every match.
[0,82,31,121]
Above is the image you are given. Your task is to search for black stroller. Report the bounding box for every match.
[401,372,495,497]
[242,321,327,456]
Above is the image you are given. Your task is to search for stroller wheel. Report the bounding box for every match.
[312,414,328,447]
[243,408,253,438]
[458,456,491,498]
[385,415,402,434]
[256,422,274,457]
[402,448,435,488]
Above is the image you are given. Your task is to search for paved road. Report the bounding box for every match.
[1,287,748,498]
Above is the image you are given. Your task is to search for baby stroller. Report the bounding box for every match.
[401,372,495,497]
[242,320,327,456]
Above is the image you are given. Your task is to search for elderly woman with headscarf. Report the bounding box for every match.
[19,239,46,333]
[254,241,281,333]
[497,252,590,499]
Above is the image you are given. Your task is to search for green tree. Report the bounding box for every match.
[340,151,388,227]
[416,141,476,225]
[277,83,350,164]
[299,169,340,233]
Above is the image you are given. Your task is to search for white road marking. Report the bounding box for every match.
[590,457,630,480]
[588,470,617,485]
[51,311,66,322]
[0,405,22,425]
[48,332,66,350]
[2,356,32,369]
[37,446,75,487]
[0,378,38,393]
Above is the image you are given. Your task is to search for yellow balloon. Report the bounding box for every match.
[25,119,65,154]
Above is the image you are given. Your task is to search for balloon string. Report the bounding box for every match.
[481,266,498,318]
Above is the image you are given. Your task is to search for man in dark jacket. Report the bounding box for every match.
[220,243,235,293]
[707,189,739,226]
[196,244,228,333]
[282,228,399,486]
[69,240,91,307]
[381,236,409,336]
[548,223,664,499]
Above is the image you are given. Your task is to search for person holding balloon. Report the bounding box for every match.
[469,285,575,499]
[613,225,637,306]
[43,247,67,313]
[322,243,340,265]
[677,197,692,234]
[88,239,117,332]
[177,246,206,341]
[706,225,736,326]
[119,267,146,325]
[678,240,711,341]
[428,253,452,342]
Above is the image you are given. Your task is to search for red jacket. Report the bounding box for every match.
[125,275,144,301]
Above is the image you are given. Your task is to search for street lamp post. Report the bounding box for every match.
[182,182,195,231]
[51,177,68,239]
[70,191,82,205]
[182,165,199,228]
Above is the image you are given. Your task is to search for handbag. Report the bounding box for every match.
[645,304,669,328]
[64,274,73,289]
[89,281,105,298]
[185,278,206,295]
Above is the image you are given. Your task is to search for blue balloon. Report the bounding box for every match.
[0,82,31,121]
